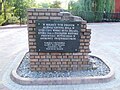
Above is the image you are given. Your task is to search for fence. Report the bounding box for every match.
[71,11,120,22]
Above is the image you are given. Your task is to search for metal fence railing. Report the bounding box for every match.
[104,12,120,22]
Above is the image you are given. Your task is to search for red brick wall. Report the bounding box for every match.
[27,8,91,71]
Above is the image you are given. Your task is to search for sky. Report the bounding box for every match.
[35,0,77,9]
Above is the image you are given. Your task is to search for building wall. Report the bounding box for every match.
[115,0,120,12]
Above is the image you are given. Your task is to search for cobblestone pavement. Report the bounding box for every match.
[0,23,120,90]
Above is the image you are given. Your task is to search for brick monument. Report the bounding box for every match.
[27,8,91,71]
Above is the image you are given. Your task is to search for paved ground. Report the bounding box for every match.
[0,27,28,90]
[0,23,120,90]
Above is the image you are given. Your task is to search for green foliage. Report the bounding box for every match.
[0,14,6,25]
[0,2,2,15]
[38,0,61,9]
[0,0,37,25]
[21,18,27,24]
[13,0,36,19]
[37,2,51,8]
[50,0,61,8]
[7,16,19,24]
[105,0,115,12]
[68,0,115,22]
[41,3,50,8]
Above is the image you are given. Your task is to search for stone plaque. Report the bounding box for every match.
[35,20,81,52]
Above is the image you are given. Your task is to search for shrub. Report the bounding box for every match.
[7,16,19,24]
[20,18,27,24]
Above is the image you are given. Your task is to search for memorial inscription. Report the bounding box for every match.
[36,20,81,52]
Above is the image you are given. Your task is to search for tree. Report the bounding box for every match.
[41,3,50,8]
[50,0,61,8]
[0,0,37,25]
[38,3,50,8]
[13,0,36,19]
[68,0,114,22]
[0,0,2,15]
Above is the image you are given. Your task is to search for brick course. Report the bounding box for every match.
[27,8,91,71]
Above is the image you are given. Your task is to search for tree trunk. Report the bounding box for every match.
[3,0,6,20]
[0,2,2,15]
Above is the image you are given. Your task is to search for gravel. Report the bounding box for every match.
[17,53,110,78]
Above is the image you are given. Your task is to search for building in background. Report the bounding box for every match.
[115,0,120,12]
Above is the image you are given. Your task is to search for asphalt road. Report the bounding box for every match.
[0,23,120,90]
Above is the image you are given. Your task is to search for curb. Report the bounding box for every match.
[10,52,115,85]
[0,25,27,29]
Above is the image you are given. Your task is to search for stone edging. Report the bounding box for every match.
[10,52,115,85]
[0,25,27,29]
